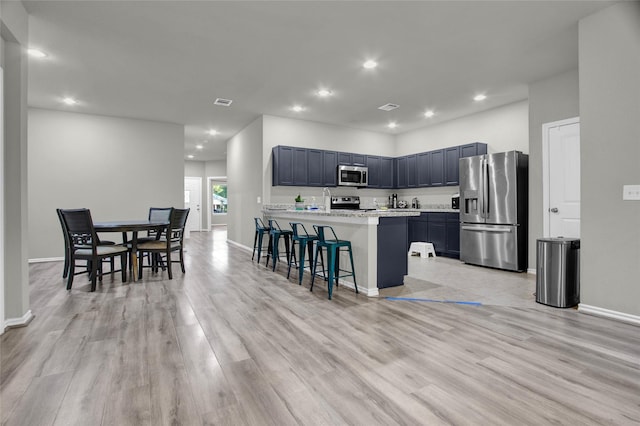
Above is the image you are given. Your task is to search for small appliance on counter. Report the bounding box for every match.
[451,193,459,209]
[411,197,420,209]
[330,195,361,210]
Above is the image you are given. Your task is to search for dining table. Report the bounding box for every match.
[94,219,169,282]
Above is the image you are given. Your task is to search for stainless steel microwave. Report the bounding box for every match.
[338,165,368,187]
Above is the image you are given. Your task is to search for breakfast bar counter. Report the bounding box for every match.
[263,208,421,296]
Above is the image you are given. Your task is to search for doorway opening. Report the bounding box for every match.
[207,176,227,230]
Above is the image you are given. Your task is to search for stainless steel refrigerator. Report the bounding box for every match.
[459,151,528,272]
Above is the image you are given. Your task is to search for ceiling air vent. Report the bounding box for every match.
[378,103,399,111]
[214,98,233,107]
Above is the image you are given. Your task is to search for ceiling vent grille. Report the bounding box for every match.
[378,103,399,111]
[214,98,233,107]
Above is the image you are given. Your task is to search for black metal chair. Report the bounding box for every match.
[59,208,129,291]
[137,208,189,279]
[130,207,173,271]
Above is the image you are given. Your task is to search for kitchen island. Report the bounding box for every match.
[263,208,421,297]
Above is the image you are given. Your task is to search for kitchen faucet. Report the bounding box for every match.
[322,187,331,210]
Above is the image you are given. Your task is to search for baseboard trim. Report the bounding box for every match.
[3,310,34,333]
[527,268,536,275]
[578,304,640,326]
[327,279,378,297]
[227,239,252,253]
[29,257,63,264]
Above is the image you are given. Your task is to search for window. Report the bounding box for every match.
[211,182,227,214]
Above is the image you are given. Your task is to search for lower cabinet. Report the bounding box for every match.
[408,212,460,259]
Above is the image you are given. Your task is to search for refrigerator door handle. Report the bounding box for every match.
[482,158,489,219]
[461,225,513,233]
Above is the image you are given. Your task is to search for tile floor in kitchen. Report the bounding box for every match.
[382,254,550,310]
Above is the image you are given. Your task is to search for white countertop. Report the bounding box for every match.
[263,208,421,218]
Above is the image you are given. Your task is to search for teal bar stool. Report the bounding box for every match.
[287,222,325,285]
[266,219,293,271]
[252,217,270,264]
[311,225,358,300]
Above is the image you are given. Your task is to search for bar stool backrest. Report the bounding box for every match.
[255,217,268,231]
[268,219,284,232]
[313,225,339,243]
[290,222,313,238]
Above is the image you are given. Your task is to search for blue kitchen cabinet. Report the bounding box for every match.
[380,156,395,189]
[408,215,428,250]
[377,217,409,288]
[307,149,324,186]
[446,212,460,258]
[293,147,308,185]
[460,142,487,158]
[396,156,407,188]
[444,146,460,186]
[273,146,306,186]
[417,152,430,186]
[322,150,337,186]
[338,151,366,166]
[406,154,417,187]
[427,213,447,254]
[366,155,381,188]
[430,149,445,187]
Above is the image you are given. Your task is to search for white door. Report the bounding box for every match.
[184,177,202,236]
[543,118,580,238]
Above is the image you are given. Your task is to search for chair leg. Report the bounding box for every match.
[67,261,75,290]
[179,248,185,273]
[298,240,308,285]
[265,234,273,267]
[327,247,336,300]
[348,246,358,294]
[287,240,296,279]
[63,246,70,279]
[121,253,127,282]
[252,230,258,261]
[166,251,173,279]
[138,252,143,280]
[311,245,320,292]
[90,259,98,292]
[271,234,280,272]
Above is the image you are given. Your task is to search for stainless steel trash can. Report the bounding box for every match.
[536,238,580,308]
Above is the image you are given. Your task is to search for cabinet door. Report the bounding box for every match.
[396,156,407,188]
[293,148,308,185]
[352,153,366,166]
[430,149,445,186]
[273,146,294,185]
[445,213,460,258]
[380,157,395,189]
[323,151,337,186]
[408,217,428,250]
[307,149,323,187]
[427,218,446,255]
[417,152,430,187]
[460,142,487,158]
[338,152,352,165]
[366,155,381,188]
[407,154,417,187]
[444,146,460,186]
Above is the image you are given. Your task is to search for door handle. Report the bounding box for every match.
[550,207,559,213]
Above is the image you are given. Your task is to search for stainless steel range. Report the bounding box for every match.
[330,196,360,210]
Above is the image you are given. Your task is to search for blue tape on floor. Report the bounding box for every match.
[385,297,482,306]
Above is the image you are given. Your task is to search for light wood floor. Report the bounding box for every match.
[2,228,639,425]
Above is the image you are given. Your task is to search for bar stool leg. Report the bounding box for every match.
[348,245,358,294]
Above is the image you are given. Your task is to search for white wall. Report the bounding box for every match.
[579,2,640,317]
[2,0,30,324]
[227,116,263,248]
[29,108,184,260]
[396,101,529,156]
[528,69,579,270]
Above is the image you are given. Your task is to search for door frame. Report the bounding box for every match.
[207,176,227,231]
[0,66,5,333]
[184,176,202,234]
[542,116,580,237]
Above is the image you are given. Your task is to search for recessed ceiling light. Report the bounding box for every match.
[363,60,378,69]
[62,97,77,105]
[474,94,487,101]
[291,105,305,112]
[208,129,218,136]
[424,110,435,118]
[28,48,47,58]
[317,89,332,97]
[196,145,203,150]
[388,122,398,129]
[187,155,194,159]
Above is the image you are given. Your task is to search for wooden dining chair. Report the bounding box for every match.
[137,208,190,279]
[59,208,129,291]
[56,208,116,280]
[131,207,173,271]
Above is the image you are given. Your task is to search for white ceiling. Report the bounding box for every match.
[24,1,614,161]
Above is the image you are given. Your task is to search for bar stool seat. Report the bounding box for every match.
[311,225,358,300]
[287,222,324,285]
[266,219,293,271]
[252,217,271,264]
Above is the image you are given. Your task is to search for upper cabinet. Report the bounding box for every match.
[272,142,486,188]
